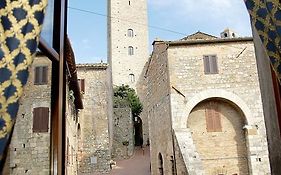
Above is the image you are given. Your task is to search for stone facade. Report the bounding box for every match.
[65,85,81,175]
[108,0,149,89]
[8,55,52,175]
[146,34,271,175]
[111,108,134,160]
[252,27,281,175]
[76,64,112,174]
[108,0,150,149]
[6,55,82,175]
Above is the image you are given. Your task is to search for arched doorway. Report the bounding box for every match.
[134,117,143,146]
[158,153,164,175]
[187,98,249,175]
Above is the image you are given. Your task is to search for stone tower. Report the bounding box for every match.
[108,0,149,89]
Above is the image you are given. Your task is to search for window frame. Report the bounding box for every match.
[34,66,48,85]
[205,101,222,132]
[203,55,218,74]
[33,107,49,133]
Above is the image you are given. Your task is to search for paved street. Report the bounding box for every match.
[110,146,151,175]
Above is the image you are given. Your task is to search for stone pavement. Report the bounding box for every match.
[110,146,151,175]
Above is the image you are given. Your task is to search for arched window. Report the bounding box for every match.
[129,73,135,82]
[158,153,164,175]
[128,46,134,55]
[128,29,134,37]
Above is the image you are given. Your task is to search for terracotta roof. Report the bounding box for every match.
[181,31,218,41]
[65,37,83,109]
[76,63,108,69]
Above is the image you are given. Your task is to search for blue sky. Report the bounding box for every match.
[67,0,252,63]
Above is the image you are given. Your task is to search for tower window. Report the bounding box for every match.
[129,73,135,82]
[128,46,134,55]
[203,55,218,74]
[128,29,134,37]
[129,1,131,5]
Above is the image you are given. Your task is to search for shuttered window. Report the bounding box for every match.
[203,55,218,74]
[33,107,49,132]
[205,102,222,132]
[34,66,48,85]
[78,79,85,93]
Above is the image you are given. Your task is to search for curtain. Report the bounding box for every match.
[0,0,48,166]
[245,0,281,82]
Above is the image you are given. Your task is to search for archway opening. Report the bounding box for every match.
[134,117,143,146]
[187,98,249,175]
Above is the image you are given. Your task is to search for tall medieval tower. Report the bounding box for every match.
[108,0,149,89]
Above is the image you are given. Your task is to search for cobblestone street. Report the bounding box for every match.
[110,146,150,175]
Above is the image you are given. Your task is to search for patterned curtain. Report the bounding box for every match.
[0,0,48,165]
[244,0,281,82]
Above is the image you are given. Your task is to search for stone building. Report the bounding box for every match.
[76,63,113,174]
[145,32,271,175]
[108,0,150,146]
[6,52,83,175]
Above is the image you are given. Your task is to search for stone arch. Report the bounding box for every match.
[182,89,253,128]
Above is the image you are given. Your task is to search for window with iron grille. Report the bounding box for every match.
[34,66,48,85]
[205,101,222,132]
[33,107,49,132]
[203,55,218,74]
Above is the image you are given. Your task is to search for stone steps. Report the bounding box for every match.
[174,128,205,175]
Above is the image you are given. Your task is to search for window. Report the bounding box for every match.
[205,101,222,132]
[128,29,134,37]
[33,107,49,132]
[128,46,134,55]
[158,153,164,175]
[78,79,85,93]
[34,66,48,85]
[129,73,135,82]
[129,1,131,5]
[203,55,218,74]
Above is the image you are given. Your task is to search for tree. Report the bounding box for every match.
[113,85,143,117]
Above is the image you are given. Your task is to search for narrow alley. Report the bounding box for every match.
[110,146,150,175]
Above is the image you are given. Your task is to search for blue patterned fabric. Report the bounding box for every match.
[245,0,281,81]
[0,0,48,164]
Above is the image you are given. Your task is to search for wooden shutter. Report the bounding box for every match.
[212,102,222,132]
[210,55,218,73]
[42,66,48,84]
[206,101,221,132]
[34,66,48,85]
[78,79,85,93]
[33,107,49,132]
[203,56,210,73]
[34,67,40,84]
